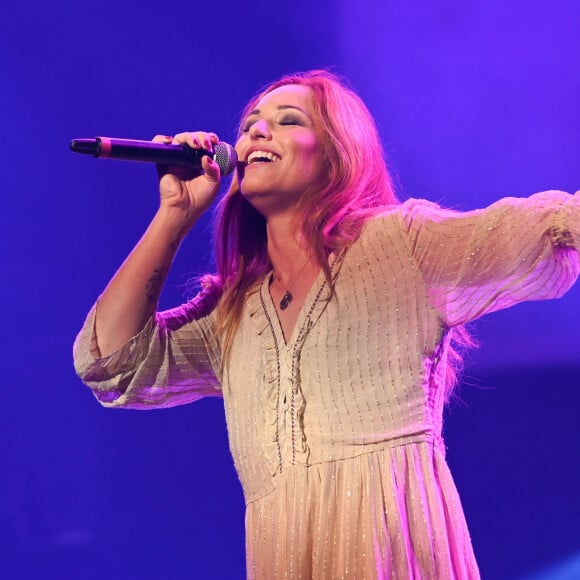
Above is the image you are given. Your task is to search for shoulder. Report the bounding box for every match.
[360,198,448,236]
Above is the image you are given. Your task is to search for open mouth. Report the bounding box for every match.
[246,150,281,165]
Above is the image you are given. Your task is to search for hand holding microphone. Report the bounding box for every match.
[70,134,238,175]
[154,132,226,221]
[71,131,237,232]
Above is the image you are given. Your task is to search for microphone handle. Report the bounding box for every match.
[70,137,211,168]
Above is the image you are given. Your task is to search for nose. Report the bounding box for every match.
[249,119,271,140]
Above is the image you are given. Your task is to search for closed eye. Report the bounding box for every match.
[278,115,303,126]
[241,116,303,133]
[241,120,255,133]
[240,105,312,133]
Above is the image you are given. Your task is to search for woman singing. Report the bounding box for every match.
[74,70,580,578]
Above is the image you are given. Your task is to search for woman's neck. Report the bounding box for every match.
[266,215,313,283]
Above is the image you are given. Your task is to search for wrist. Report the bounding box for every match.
[154,205,201,244]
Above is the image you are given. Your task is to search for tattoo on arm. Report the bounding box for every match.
[145,269,166,303]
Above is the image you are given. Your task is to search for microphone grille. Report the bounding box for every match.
[214,142,238,176]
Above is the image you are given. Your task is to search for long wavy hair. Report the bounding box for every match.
[203,71,396,351]
[201,70,471,399]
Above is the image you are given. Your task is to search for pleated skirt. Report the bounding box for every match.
[245,442,480,579]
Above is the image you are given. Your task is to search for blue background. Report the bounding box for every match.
[1,1,578,578]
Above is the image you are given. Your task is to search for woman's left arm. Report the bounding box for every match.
[401,190,580,326]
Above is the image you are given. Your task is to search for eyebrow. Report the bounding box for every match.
[246,104,311,119]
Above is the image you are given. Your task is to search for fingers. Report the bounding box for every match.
[152,134,173,144]
[171,131,219,151]
[201,155,221,184]
[152,132,219,151]
[152,131,221,182]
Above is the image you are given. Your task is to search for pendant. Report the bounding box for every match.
[279,291,293,310]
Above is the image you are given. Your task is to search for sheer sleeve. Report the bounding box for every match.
[73,287,223,409]
[400,190,580,326]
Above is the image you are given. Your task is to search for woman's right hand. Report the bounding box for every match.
[152,131,222,236]
[91,131,223,357]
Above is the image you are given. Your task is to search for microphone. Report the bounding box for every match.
[69,137,238,176]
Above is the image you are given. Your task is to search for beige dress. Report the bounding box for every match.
[74,191,580,579]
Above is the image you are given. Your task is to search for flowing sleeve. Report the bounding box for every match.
[400,190,580,326]
[73,288,223,409]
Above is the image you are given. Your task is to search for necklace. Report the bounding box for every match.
[272,257,312,311]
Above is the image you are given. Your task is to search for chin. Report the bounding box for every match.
[239,187,270,213]
[240,185,269,201]
[239,177,280,198]
[242,190,299,219]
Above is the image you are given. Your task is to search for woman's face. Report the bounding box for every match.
[235,84,325,216]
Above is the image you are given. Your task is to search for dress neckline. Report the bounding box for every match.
[260,265,325,349]
[259,249,348,349]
